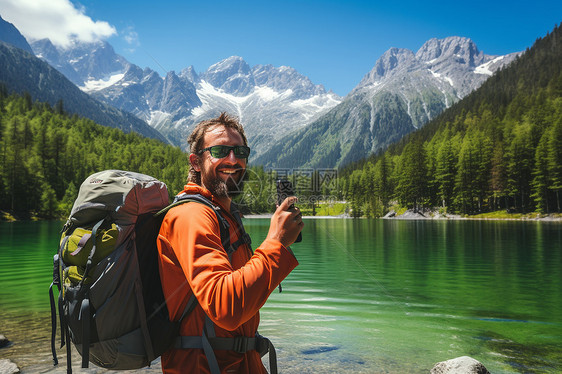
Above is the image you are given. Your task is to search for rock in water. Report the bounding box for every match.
[0,335,10,348]
[430,356,490,374]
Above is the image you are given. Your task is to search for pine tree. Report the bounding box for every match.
[548,120,562,211]
[455,133,478,213]
[374,153,392,213]
[532,130,551,212]
[506,123,533,212]
[436,129,457,209]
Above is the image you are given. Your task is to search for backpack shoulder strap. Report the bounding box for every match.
[158,193,232,325]
[157,193,231,255]
[229,205,252,253]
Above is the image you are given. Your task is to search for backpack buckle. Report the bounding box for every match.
[232,336,251,354]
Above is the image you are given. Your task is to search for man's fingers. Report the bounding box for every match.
[279,196,298,210]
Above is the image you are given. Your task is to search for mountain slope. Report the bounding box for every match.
[255,37,520,169]
[342,23,562,217]
[32,41,342,157]
[0,41,166,142]
[89,56,341,157]
[0,15,33,53]
[31,38,130,89]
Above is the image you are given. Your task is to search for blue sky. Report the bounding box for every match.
[1,0,561,96]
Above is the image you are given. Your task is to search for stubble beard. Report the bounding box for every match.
[202,168,246,198]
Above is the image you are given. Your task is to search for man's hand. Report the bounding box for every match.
[267,196,304,248]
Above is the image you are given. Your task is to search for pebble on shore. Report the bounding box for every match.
[0,359,19,374]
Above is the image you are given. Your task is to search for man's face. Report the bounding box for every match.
[196,125,247,198]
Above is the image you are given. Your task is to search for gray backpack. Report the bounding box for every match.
[49,170,276,374]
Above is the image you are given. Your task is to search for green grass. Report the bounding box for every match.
[469,211,562,219]
[301,202,347,216]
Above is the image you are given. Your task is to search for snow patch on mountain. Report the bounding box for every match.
[290,93,341,120]
[428,69,454,87]
[81,72,124,92]
[255,86,283,101]
[191,80,246,118]
[149,110,173,131]
[474,55,506,76]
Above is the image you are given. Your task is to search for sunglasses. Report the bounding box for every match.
[198,145,251,159]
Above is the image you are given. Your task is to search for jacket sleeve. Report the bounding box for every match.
[161,203,298,331]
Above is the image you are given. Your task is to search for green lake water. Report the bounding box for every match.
[1,219,561,373]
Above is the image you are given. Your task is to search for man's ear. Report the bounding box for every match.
[189,153,201,172]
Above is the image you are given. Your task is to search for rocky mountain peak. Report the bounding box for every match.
[358,47,416,87]
[416,36,485,67]
[200,56,254,96]
[252,64,326,98]
[180,65,199,83]
[31,39,129,86]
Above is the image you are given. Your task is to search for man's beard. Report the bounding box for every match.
[203,168,246,198]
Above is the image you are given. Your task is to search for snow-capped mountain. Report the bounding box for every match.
[30,35,519,168]
[255,37,521,169]
[31,39,130,90]
[187,57,340,156]
[104,56,340,158]
[352,36,520,130]
[31,39,341,157]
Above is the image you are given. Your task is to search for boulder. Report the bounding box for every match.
[0,359,19,374]
[397,209,427,219]
[0,335,10,348]
[383,210,396,218]
[430,356,490,374]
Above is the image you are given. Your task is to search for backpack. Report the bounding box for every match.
[49,170,277,374]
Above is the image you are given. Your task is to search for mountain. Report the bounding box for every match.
[0,15,33,54]
[31,38,130,89]
[91,55,341,158]
[342,23,562,217]
[0,41,167,142]
[255,37,520,169]
[31,40,342,157]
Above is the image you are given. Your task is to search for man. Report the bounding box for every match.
[157,112,303,373]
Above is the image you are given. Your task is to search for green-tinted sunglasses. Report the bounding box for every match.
[199,145,251,159]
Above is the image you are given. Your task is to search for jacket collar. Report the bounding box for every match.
[181,182,231,213]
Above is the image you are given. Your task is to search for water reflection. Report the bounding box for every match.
[1,219,561,373]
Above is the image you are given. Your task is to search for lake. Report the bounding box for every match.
[0,219,561,373]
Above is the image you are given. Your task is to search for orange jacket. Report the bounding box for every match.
[157,183,299,373]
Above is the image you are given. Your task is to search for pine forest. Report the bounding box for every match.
[339,24,562,217]
[1,24,562,219]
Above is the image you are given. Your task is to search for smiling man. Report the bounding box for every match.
[157,112,303,374]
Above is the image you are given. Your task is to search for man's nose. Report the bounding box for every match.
[225,149,238,162]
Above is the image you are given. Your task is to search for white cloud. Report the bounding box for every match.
[122,26,140,52]
[123,26,139,46]
[0,0,116,48]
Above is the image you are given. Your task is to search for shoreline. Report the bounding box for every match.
[244,212,562,221]
[382,209,562,221]
[2,210,561,223]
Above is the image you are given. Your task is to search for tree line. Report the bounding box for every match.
[0,89,297,219]
[0,89,187,218]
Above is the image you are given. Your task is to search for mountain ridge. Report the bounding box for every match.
[16,21,519,167]
[0,40,167,143]
[28,37,341,157]
[0,15,33,54]
[255,36,520,169]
